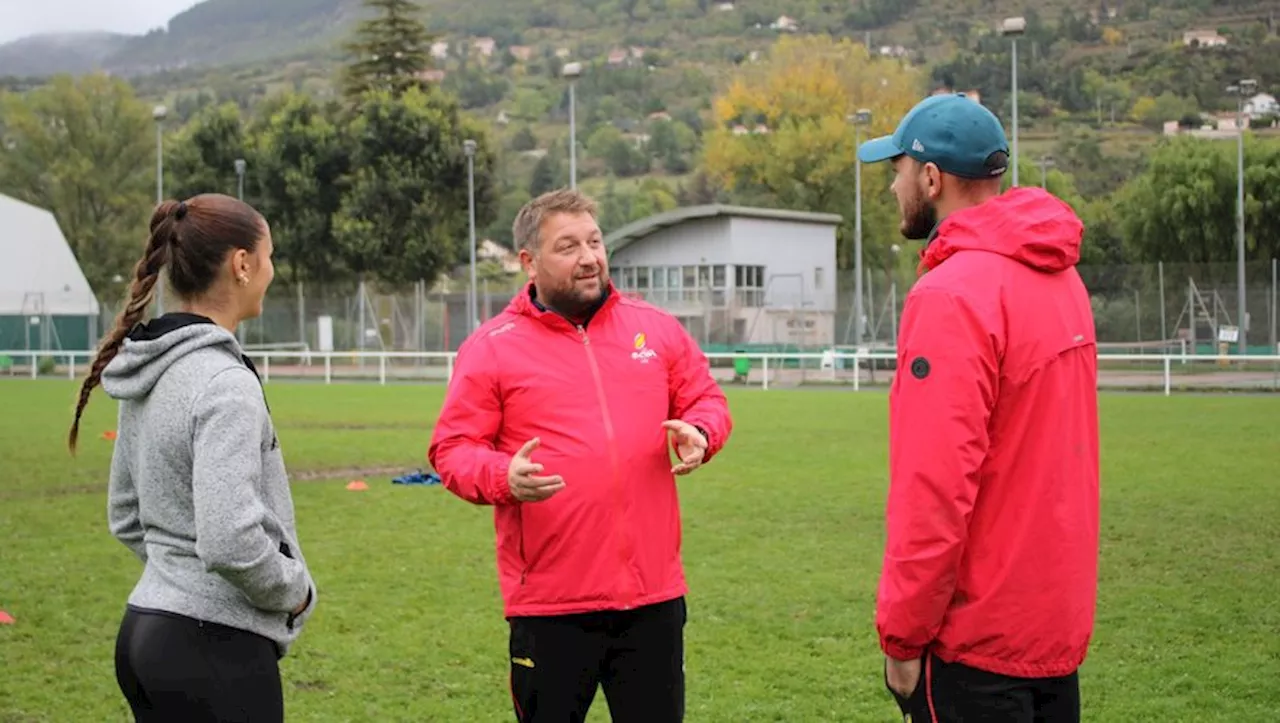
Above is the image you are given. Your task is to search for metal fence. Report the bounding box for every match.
[69,258,1280,356]
[3,349,1278,396]
[836,259,1280,354]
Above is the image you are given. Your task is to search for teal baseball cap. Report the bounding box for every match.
[857,93,1010,179]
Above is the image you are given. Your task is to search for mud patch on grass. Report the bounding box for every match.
[290,465,409,482]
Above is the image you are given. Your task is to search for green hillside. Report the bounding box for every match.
[3,0,1277,83]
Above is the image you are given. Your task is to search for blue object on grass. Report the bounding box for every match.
[392,469,442,486]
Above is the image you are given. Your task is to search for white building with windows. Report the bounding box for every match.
[604,204,842,349]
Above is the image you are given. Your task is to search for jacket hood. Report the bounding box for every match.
[920,186,1084,275]
[102,313,243,401]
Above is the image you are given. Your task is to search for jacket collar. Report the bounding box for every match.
[511,280,619,331]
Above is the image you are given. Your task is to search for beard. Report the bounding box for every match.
[539,274,607,320]
[899,194,938,242]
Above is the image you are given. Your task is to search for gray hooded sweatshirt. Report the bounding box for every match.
[101,313,316,656]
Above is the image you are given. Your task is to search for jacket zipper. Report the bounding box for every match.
[577,324,636,608]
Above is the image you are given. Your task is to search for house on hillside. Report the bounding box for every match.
[771,15,799,32]
[1183,29,1227,47]
[1244,93,1278,117]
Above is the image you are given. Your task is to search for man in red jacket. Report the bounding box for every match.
[857,93,1100,722]
[428,188,732,723]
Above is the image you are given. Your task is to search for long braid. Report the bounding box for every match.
[68,204,178,454]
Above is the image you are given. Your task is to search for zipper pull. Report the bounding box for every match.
[577,325,590,345]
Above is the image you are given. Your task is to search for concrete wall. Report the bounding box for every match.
[725,217,837,312]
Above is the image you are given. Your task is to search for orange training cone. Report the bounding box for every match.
[0,610,15,625]
[346,480,368,491]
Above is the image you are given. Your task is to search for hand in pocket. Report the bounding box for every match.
[885,655,924,716]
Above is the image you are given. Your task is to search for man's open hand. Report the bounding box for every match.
[662,420,707,476]
[507,438,565,502]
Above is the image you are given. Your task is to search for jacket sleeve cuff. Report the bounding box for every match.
[682,419,718,462]
[490,458,517,505]
[881,639,924,661]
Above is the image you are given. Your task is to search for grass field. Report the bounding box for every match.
[1,380,1278,722]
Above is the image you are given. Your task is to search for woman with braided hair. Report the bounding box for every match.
[68,193,317,722]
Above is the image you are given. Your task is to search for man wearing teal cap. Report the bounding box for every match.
[860,93,1100,722]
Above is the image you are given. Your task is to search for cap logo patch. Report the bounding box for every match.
[911,139,926,153]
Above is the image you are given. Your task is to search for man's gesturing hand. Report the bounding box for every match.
[507,438,565,503]
[663,420,707,476]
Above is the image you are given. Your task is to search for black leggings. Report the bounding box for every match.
[114,605,284,723]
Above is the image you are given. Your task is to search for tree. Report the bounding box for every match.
[1115,135,1280,264]
[341,0,436,101]
[510,125,538,152]
[0,73,152,294]
[250,92,353,284]
[332,86,498,285]
[701,34,921,271]
[164,102,251,201]
[1131,92,1198,130]
[587,125,647,177]
[648,118,695,174]
[529,153,560,197]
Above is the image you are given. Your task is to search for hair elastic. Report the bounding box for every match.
[175,201,188,220]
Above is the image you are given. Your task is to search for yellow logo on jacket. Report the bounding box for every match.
[631,332,656,364]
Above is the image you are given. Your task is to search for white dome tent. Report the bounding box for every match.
[0,193,101,355]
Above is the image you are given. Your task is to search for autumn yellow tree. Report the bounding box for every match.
[701,35,924,271]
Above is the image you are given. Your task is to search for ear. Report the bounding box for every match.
[518,248,536,278]
[922,162,944,201]
[229,248,251,277]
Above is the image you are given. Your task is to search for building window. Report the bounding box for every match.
[735,265,765,289]
[734,264,766,307]
[814,266,823,290]
[621,264,738,306]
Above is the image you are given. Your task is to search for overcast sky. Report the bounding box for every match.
[0,0,201,44]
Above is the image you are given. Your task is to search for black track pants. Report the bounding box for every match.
[508,597,686,723]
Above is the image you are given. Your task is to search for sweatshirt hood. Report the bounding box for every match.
[920,186,1084,275]
[102,313,244,401]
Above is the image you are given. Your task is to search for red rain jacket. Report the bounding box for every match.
[877,187,1100,679]
[428,283,732,618]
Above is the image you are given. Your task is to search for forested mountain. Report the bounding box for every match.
[0,32,132,77]
[3,0,1278,79]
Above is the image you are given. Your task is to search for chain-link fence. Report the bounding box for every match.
[35,258,1277,357]
[833,259,1279,355]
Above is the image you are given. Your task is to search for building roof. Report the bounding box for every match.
[605,204,843,255]
[0,193,100,316]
